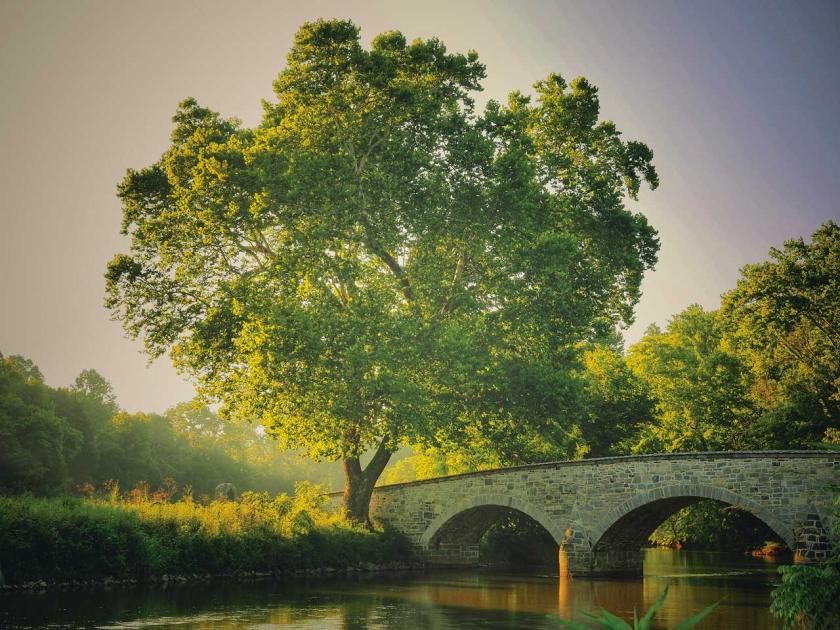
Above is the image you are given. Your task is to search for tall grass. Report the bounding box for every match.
[0,482,412,586]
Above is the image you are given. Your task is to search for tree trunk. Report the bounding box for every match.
[342,436,392,525]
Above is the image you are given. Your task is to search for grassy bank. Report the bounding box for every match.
[0,483,413,587]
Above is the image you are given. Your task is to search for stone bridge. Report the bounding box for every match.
[330,451,838,575]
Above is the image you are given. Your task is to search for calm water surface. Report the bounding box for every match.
[0,549,785,629]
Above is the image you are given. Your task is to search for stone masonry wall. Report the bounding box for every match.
[328,451,838,576]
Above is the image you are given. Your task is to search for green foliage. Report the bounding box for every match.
[378,445,491,484]
[0,351,342,497]
[626,305,754,453]
[571,221,840,462]
[5,355,44,382]
[771,564,840,629]
[381,343,652,475]
[649,500,783,551]
[105,18,660,517]
[72,369,119,412]
[556,584,719,629]
[577,345,653,457]
[0,486,411,585]
[620,222,839,458]
[479,512,557,567]
[0,354,82,492]
[720,221,840,447]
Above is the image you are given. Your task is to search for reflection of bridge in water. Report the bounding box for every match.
[330,451,837,575]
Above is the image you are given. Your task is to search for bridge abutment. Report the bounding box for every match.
[794,512,833,562]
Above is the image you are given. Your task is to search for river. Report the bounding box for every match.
[0,549,785,628]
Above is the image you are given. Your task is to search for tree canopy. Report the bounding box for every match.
[106,19,660,521]
[626,306,754,453]
[720,220,839,446]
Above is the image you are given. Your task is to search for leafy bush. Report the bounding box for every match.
[649,500,785,552]
[479,512,557,567]
[0,483,412,585]
[771,564,840,629]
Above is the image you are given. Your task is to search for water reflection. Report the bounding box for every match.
[0,549,784,629]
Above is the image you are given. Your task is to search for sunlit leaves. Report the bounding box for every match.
[626,306,754,453]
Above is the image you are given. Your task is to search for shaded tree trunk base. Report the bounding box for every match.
[343,436,392,526]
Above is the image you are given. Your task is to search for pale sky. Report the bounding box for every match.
[1,0,838,412]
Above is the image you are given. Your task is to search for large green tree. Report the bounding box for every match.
[626,306,754,453]
[720,220,840,447]
[577,344,654,457]
[106,20,659,522]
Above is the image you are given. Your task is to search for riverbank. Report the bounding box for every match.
[0,488,415,589]
[1,561,427,592]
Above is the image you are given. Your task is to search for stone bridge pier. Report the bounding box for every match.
[330,451,838,576]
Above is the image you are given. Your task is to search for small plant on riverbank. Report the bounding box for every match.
[772,564,840,630]
[555,584,719,629]
[0,482,413,586]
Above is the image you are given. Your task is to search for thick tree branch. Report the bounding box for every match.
[439,252,466,315]
[345,136,415,305]
[366,239,415,302]
[362,434,393,483]
[327,279,350,307]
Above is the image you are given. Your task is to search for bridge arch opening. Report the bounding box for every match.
[421,495,563,568]
[590,485,795,575]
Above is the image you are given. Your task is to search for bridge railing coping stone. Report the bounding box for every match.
[324,450,837,497]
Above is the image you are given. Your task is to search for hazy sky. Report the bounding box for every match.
[1,0,838,412]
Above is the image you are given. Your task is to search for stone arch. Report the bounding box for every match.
[590,484,796,552]
[419,492,564,548]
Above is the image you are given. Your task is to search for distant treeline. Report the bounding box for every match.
[0,355,342,497]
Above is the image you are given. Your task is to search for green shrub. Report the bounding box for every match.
[0,485,412,585]
[648,500,784,551]
[479,512,557,567]
[771,564,840,629]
